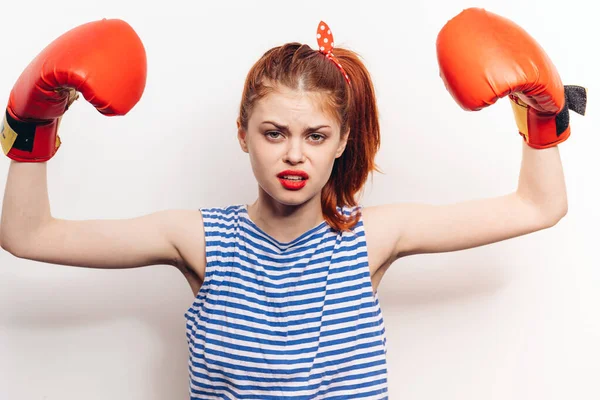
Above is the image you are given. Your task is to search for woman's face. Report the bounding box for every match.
[238,85,348,207]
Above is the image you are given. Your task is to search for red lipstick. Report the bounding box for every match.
[277,170,309,190]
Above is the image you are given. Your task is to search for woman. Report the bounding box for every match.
[0,9,585,399]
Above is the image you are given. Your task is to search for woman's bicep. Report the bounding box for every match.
[5,209,200,270]
[388,193,557,259]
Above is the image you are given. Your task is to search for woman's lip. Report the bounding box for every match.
[277,170,309,179]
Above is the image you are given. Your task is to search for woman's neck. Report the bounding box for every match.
[246,194,325,243]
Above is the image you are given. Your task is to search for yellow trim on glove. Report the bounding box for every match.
[510,97,529,143]
[0,116,18,155]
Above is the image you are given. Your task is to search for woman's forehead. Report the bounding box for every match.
[252,87,339,125]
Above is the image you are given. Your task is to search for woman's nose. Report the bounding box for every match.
[283,139,306,163]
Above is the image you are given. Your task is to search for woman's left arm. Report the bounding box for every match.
[364,8,587,268]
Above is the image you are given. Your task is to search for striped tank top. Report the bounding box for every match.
[184,204,389,399]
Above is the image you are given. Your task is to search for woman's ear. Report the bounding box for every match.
[335,128,350,158]
[237,119,249,153]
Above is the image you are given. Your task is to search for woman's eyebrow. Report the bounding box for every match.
[261,120,331,133]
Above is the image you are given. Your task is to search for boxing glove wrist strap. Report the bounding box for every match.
[1,109,61,162]
[510,85,587,149]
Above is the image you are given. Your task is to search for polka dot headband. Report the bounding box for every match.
[316,21,351,85]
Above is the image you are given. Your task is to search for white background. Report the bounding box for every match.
[0,0,598,399]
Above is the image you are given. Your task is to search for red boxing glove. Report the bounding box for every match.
[436,8,587,149]
[1,19,147,162]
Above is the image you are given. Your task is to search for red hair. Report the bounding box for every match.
[238,42,381,232]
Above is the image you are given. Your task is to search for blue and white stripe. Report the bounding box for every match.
[185,204,388,399]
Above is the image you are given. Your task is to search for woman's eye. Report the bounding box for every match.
[265,131,324,142]
[266,131,282,139]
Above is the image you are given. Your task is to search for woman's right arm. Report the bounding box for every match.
[0,19,207,278]
[1,161,200,270]
[0,18,205,289]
